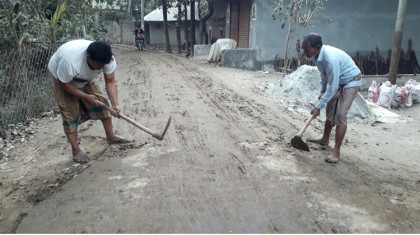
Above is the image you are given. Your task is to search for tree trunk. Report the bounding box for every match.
[190,0,196,56]
[141,0,145,28]
[176,0,182,54]
[10,2,22,49]
[127,0,132,20]
[162,0,173,53]
[283,24,294,73]
[199,0,214,44]
[283,0,298,74]
[389,0,408,84]
[184,0,190,56]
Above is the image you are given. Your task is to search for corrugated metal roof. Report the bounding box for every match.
[144,3,199,22]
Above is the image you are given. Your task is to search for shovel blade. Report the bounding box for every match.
[291,136,310,151]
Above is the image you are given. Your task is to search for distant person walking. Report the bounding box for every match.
[48,39,131,163]
[301,33,362,163]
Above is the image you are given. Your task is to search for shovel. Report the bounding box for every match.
[96,101,171,141]
[290,115,315,151]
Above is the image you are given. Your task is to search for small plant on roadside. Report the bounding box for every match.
[272,0,326,73]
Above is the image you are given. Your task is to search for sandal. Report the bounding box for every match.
[73,151,90,163]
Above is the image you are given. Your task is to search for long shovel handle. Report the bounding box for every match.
[96,101,159,138]
[297,115,315,137]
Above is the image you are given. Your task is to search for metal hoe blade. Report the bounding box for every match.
[153,116,171,140]
[291,136,310,151]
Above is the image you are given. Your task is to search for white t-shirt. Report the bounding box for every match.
[48,40,117,88]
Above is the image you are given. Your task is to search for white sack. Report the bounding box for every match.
[208,39,237,63]
[368,80,380,103]
[378,81,397,109]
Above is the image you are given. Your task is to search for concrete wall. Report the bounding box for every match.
[221,49,257,71]
[251,0,420,60]
[194,45,212,56]
[103,21,121,43]
[120,20,136,45]
[146,22,200,47]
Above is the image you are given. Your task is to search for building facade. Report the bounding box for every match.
[216,0,420,71]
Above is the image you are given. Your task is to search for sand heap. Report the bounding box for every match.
[264,65,378,124]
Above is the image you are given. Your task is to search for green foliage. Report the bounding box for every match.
[50,1,67,28]
[102,9,126,22]
[0,0,108,47]
[198,0,213,19]
[0,43,56,128]
[49,0,67,41]
[271,0,326,71]
[0,1,108,129]
[272,0,325,28]
[0,0,53,48]
[27,79,55,116]
[4,102,27,124]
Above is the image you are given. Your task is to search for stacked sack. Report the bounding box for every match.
[405,79,420,103]
[368,81,380,103]
[368,79,420,109]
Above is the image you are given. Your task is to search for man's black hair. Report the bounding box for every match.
[87,40,113,64]
[303,33,323,48]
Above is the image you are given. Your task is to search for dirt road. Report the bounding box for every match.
[1,45,420,233]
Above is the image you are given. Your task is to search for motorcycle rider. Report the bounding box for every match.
[133,27,145,50]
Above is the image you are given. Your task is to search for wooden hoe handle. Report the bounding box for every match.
[297,115,315,137]
[96,101,159,138]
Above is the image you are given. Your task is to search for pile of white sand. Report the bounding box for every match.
[263,65,399,124]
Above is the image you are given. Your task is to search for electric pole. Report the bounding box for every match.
[388,0,407,84]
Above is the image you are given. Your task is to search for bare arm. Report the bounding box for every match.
[104,72,120,116]
[58,81,98,106]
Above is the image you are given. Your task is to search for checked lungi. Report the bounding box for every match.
[50,73,111,134]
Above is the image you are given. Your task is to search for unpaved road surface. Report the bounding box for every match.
[1,44,420,233]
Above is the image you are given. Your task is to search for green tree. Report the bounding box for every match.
[272,0,325,72]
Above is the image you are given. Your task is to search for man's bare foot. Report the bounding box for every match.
[73,151,89,163]
[307,138,329,146]
[324,154,339,163]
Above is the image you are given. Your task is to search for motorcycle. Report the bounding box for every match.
[134,29,145,51]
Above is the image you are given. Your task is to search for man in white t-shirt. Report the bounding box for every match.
[48,40,131,163]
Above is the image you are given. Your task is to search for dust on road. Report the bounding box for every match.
[1,45,419,233]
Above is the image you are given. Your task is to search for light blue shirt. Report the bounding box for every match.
[314,45,362,109]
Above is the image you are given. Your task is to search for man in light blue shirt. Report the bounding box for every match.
[301,33,362,163]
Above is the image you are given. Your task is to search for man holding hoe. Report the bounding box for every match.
[301,33,362,163]
[48,39,131,163]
